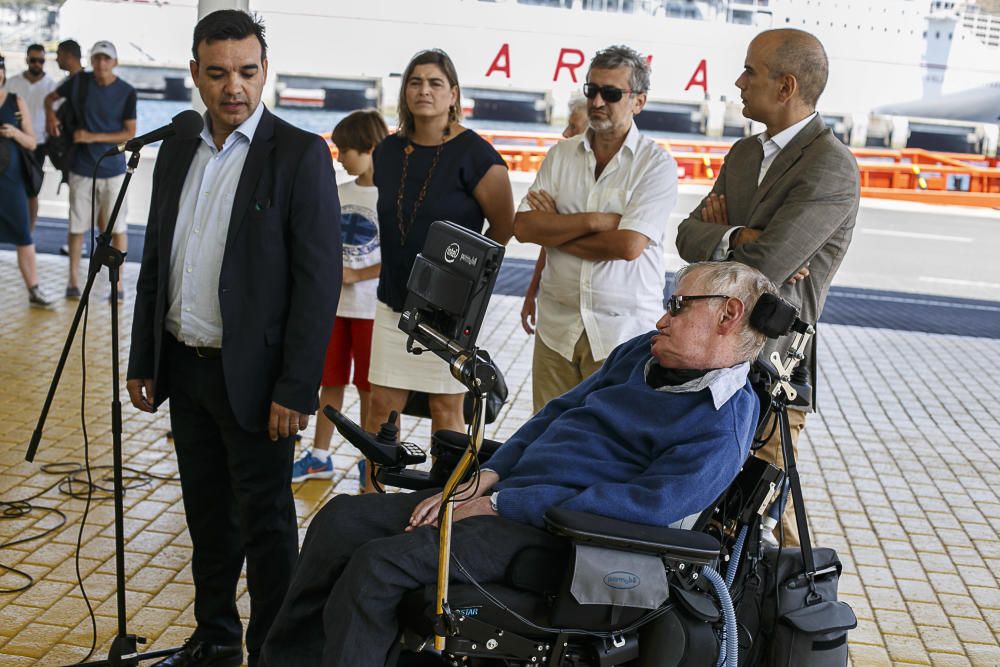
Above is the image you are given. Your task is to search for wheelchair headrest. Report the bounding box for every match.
[749,293,800,339]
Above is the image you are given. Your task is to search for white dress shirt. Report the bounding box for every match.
[166,103,265,347]
[5,72,58,144]
[713,112,817,259]
[519,122,678,362]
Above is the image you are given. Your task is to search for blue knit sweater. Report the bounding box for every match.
[488,334,759,528]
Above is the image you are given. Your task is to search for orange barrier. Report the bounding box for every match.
[323,131,1000,208]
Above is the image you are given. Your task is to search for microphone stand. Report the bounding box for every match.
[26,148,180,666]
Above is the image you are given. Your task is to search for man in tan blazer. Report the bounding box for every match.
[676,28,860,546]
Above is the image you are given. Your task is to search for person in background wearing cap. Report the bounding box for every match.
[44,39,136,302]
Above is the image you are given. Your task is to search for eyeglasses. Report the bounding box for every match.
[666,294,731,316]
[582,83,635,103]
[28,57,45,65]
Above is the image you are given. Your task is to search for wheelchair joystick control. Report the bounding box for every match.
[377,411,400,444]
[323,406,426,468]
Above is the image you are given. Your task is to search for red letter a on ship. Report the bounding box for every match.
[685,59,709,93]
[486,43,512,78]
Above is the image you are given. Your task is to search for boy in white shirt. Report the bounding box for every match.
[292,110,388,482]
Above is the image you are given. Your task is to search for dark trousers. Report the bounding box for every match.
[167,336,298,665]
[260,490,563,667]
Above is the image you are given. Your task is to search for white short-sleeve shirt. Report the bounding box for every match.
[518,122,678,362]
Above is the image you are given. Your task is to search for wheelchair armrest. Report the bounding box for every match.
[544,507,720,566]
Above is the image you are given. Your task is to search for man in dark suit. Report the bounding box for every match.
[676,28,860,546]
[126,10,341,667]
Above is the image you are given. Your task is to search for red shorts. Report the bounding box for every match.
[321,316,374,391]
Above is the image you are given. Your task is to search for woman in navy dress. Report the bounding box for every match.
[0,55,53,308]
[365,49,514,489]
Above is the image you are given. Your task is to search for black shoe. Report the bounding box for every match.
[152,640,243,667]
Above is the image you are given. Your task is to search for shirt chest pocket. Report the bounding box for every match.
[207,192,237,248]
[588,187,633,215]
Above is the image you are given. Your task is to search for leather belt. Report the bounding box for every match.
[190,345,222,359]
[171,334,222,359]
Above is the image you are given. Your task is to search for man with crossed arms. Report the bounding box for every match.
[676,28,860,546]
[515,44,677,413]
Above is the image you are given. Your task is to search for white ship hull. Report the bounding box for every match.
[54,0,1000,146]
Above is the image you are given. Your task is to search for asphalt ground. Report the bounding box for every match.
[9,217,999,340]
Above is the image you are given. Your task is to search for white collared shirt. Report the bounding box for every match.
[644,359,750,410]
[165,102,265,347]
[519,122,678,362]
[713,112,817,259]
[5,72,58,144]
[756,112,817,185]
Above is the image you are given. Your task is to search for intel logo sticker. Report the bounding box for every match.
[445,243,460,263]
[604,571,640,589]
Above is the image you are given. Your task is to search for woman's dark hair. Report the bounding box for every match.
[332,109,390,153]
[396,49,462,138]
[192,9,267,61]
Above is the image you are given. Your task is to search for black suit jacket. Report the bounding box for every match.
[127,107,342,432]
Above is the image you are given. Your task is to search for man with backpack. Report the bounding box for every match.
[43,40,136,301]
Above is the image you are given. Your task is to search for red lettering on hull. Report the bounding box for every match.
[685,59,709,93]
[486,43,512,78]
[553,48,586,83]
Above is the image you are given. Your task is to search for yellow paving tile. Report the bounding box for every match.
[883,633,931,664]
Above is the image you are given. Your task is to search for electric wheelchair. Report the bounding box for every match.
[327,221,851,666]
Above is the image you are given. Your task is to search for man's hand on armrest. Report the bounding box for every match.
[406,469,500,531]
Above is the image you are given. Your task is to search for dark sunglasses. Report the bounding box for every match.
[28,57,45,64]
[582,83,634,103]
[666,294,731,316]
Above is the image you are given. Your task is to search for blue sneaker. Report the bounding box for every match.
[291,451,335,482]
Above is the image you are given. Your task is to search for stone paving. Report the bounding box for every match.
[0,251,998,666]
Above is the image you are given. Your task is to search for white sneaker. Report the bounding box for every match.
[28,285,56,310]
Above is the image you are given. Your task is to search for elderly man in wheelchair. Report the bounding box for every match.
[259,258,818,667]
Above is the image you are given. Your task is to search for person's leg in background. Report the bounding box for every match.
[65,173,90,298]
[99,174,128,299]
[293,317,351,482]
[531,332,584,414]
[754,408,807,547]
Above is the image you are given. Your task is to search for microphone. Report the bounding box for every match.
[105,109,203,155]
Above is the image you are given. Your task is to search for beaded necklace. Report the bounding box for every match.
[396,126,450,246]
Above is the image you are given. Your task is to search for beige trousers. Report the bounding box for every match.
[754,408,808,547]
[531,331,604,414]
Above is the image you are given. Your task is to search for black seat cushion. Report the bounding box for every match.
[399,583,554,639]
[505,544,569,595]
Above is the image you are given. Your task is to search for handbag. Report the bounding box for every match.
[10,94,44,197]
[401,356,508,425]
[734,407,857,666]
[18,145,43,198]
